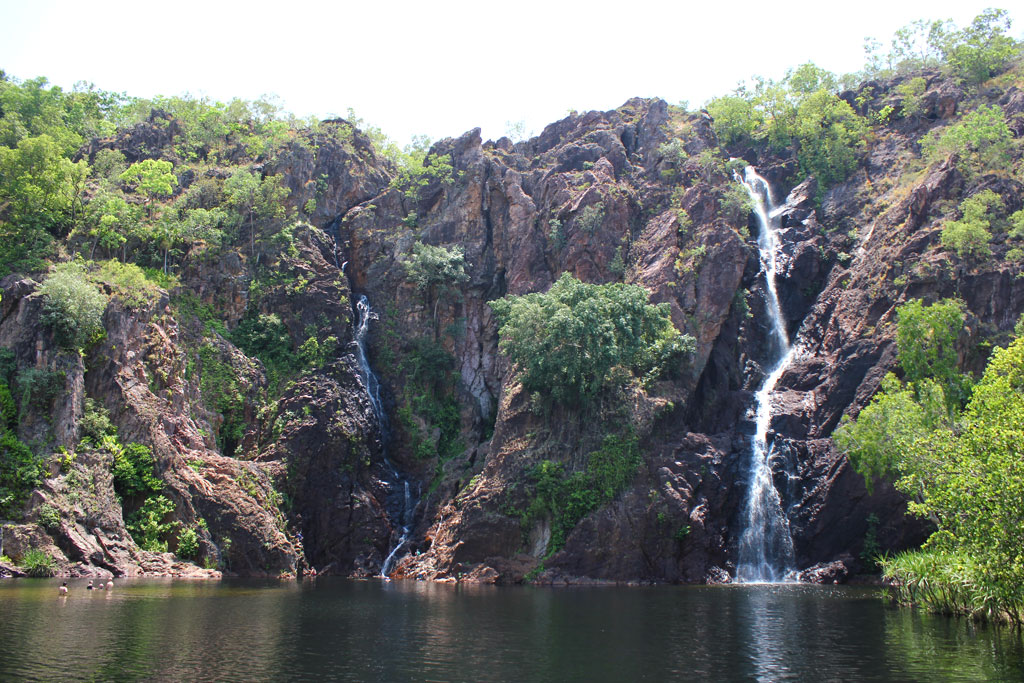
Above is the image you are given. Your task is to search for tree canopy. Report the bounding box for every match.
[490,273,694,406]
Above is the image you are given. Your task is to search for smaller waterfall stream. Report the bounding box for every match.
[735,167,797,583]
[352,295,417,578]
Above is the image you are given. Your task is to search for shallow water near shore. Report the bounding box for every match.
[1,579,1022,681]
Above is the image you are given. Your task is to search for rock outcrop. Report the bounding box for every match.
[5,71,1023,583]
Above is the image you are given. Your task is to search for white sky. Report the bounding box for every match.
[1,0,1020,145]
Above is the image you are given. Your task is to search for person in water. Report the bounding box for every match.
[106,579,113,590]
[59,582,68,595]
[86,580,94,590]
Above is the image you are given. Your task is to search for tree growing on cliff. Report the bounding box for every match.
[793,91,868,192]
[942,8,1018,85]
[880,335,1024,623]
[940,190,1002,261]
[38,261,108,351]
[402,241,469,339]
[920,104,1013,178]
[895,297,969,412]
[490,273,694,407]
[0,134,90,234]
[119,159,177,207]
[832,299,1024,621]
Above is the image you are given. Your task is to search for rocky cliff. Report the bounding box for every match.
[2,68,1022,582]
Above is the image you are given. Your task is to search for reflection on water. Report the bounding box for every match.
[1,579,1022,681]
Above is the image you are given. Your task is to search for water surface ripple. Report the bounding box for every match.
[1,579,1022,681]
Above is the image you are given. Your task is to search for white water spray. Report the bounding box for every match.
[352,295,416,578]
[735,167,797,583]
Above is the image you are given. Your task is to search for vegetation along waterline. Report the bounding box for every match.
[1,8,1024,629]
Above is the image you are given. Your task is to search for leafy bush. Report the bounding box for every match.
[36,503,61,531]
[38,261,107,350]
[719,183,754,226]
[196,343,247,455]
[401,242,469,336]
[793,91,867,192]
[0,381,15,430]
[576,203,605,234]
[920,105,1013,178]
[940,190,1002,260]
[387,137,456,200]
[231,312,298,395]
[110,440,162,499]
[707,95,764,147]
[896,298,969,411]
[657,138,689,167]
[834,305,1024,623]
[863,9,1018,85]
[0,134,89,234]
[177,526,199,559]
[833,373,948,492]
[171,290,226,336]
[943,8,1018,85]
[398,336,463,461]
[490,273,694,406]
[119,159,177,200]
[79,397,115,444]
[21,548,57,577]
[91,149,127,180]
[548,218,564,250]
[896,77,928,118]
[15,367,64,414]
[93,260,159,309]
[126,494,176,552]
[0,431,45,517]
[522,432,643,554]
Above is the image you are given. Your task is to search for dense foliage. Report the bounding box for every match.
[38,261,108,350]
[706,62,868,196]
[835,298,1024,623]
[863,9,1018,85]
[490,273,694,406]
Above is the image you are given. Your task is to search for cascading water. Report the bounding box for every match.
[352,295,417,578]
[735,166,797,583]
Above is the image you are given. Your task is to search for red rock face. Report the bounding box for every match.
[347,80,1024,584]
[5,74,1022,582]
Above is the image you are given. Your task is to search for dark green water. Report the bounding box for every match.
[1,579,1022,682]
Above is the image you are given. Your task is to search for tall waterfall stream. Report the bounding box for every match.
[735,167,798,583]
[353,295,416,577]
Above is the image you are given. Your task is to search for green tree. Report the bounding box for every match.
[490,273,694,406]
[793,91,867,192]
[833,373,948,493]
[878,335,1024,622]
[388,136,455,201]
[119,159,177,210]
[223,169,289,260]
[920,104,1013,178]
[942,8,1018,85]
[896,297,968,412]
[940,190,1002,260]
[784,62,839,97]
[0,134,89,232]
[0,76,85,155]
[896,77,928,118]
[223,167,260,257]
[37,261,108,350]
[402,241,469,338]
[706,95,763,147]
[82,192,142,260]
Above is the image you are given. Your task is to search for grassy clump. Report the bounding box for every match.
[521,431,642,555]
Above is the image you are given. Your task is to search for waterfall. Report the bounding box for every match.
[354,296,385,431]
[352,295,416,578]
[735,166,797,583]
